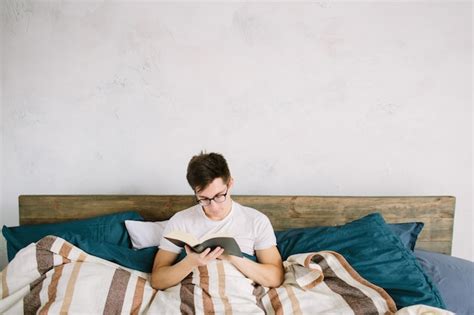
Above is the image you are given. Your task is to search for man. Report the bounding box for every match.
[151,152,284,290]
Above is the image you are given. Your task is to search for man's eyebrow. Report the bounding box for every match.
[197,188,227,199]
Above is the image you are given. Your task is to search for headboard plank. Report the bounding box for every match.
[19,195,455,255]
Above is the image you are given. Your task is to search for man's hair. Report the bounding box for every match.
[186,152,231,192]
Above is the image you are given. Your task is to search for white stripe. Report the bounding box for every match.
[46,264,72,314]
[207,261,218,307]
[121,274,138,313]
[38,267,54,309]
[66,247,84,262]
[193,267,205,315]
[222,261,263,314]
[308,280,355,314]
[0,285,29,314]
[50,262,115,313]
[277,286,294,314]
[140,282,159,313]
[49,238,64,254]
[53,253,63,266]
[295,267,322,288]
[261,291,275,315]
[147,282,183,313]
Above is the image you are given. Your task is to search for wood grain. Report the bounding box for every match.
[19,195,455,254]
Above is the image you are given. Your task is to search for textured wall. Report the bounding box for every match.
[1,1,472,267]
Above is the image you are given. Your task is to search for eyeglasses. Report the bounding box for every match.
[196,187,229,206]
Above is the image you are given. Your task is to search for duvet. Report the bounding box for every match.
[0,236,452,315]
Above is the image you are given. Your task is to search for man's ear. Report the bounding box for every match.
[228,177,234,189]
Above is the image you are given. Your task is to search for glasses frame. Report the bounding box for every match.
[196,186,229,206]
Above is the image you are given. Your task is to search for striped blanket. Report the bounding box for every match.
[0,236,452,314]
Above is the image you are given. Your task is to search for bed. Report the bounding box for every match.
[1,195,472,314]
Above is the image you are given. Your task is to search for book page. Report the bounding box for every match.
[164,231,199,247]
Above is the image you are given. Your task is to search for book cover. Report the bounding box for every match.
[164,231,243,257]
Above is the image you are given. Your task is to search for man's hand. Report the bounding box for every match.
[184,245,225,267]
[219,247,284,288]
[216,253,236,263]
[151,246,226,290]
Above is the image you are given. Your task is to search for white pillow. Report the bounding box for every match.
[125,220,168,249]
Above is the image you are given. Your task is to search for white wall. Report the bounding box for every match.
[1,1,472,268]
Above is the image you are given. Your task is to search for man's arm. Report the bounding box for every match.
[225,246,284,288]
[151,246,224,290]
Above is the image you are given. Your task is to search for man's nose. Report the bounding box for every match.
[208,199,219,208]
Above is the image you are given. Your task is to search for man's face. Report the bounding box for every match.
[195,177,233,221]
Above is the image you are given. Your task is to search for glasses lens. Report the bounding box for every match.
[198,199,211,206]
[214,194,226,203]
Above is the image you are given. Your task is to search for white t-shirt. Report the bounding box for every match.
[159,200,277,256]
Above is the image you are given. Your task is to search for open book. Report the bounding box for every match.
[164,231,243,257]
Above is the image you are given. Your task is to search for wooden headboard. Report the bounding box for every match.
[19,195,455,255]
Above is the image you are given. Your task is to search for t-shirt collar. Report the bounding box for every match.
[198,200,235,222]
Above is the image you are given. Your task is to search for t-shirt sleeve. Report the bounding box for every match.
[158,215,184,254]
[254,213,277,250]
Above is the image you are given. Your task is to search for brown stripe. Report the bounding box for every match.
[285,285,302,315]
[39,264,65,315]
[62,257,71,265]
[304,254,314,268]
[76,251,87,262]
[198,265,215,314]
[23,274,46,315]
[36,237,56,274]
[180,272,195,315]
[268,288,283,315]
[252,283,266,312]
[59,243,73,258]
[301,254,325,289]
[312,254,379,315]
[329,251,397,313]
[1,265,9,298]
[216,261,232,315]
[302,277,322,290]
[131,276,147,315]
[37,236,57,251]
[59,252,87,314]
[104,268,131,314]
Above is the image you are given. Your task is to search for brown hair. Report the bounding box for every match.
[186,152,231,192]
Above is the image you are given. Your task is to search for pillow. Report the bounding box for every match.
[414,249,474,315]
[388,222,424,251]
[124,219,423,252]
[125,220,168,249]
[275,213,445,309]
[58,233,158,273]
[2,211,143,261]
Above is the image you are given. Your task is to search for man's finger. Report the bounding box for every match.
[211,247,222,255]
[184,245,191,254]
[203,247,220,259]
[216,248,225,258]
[200,248,211,258]
[209,247,224,259]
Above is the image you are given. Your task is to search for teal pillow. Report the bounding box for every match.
[275,213,445,309]
[2,211,143,261]
[58,233,157,272]
[275,222,423,252]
